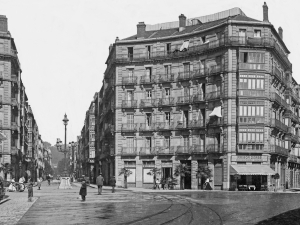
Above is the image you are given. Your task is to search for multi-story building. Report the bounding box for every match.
[0,15,44,182]
[79,3,300,190]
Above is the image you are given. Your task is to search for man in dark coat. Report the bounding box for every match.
[96,173,104,195]
[79,180,87,201]
[27,178,34,202]
[110,176,116,193]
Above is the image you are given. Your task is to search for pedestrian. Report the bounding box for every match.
[161,178,166,190]
[96,173,104,195]
[156,178,160,190]
[8,177,16,192]
[27,178,34,202]
[79,179,87,201]
[46,174,51,185]
[37,177,42,190]
[110,176,116,193]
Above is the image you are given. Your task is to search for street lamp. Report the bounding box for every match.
[56,113,69,177]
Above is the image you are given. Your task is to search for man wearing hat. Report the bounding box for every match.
[110,176,116,193]
[96,172,104,195]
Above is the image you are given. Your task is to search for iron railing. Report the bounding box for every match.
[269,145,289,157]
[176,146,191,154]
[206,144,223,153]
[121,147,137,156]
[122,100,137,108]
[122,77,138,85]
[139,147,157,155]
[140,99,159,108]
[121,123,138,132]
[158,97,175,106]
[157,147,175,155]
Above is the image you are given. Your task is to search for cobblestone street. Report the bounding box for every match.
[1,182,300,225]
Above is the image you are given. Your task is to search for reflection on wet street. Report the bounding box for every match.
[17,184,300,225]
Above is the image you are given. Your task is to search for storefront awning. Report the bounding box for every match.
[230,165,276,175]
[209,106,222,117]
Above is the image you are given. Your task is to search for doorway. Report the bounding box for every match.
[162,167,172,180]
[180,160,191,189]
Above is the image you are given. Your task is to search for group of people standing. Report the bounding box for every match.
[79,173,116,201]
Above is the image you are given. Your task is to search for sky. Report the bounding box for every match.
[0,0,299,145]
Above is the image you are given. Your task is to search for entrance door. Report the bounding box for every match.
[181,160,191,189]
[290,170,294,189]
[214,159,223,190]
[162,167,172,180]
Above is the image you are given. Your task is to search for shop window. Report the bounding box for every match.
[124,161,136,183]
[143,161,155,183]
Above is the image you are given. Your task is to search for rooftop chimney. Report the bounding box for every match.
[278,27,283,40]
[137,22,146,39]
[0,15,7,32]
[263,2,269,22]
[179,14,186,32]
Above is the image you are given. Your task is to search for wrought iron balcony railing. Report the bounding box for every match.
[140,76,156,84]
[140,99,159,108]
[139,147,157,155]
[205,91,223,100]
[190,145,207,154]
[206,144,224,153]
[121,123,138,132]
[157,146,175,155]
[188,120,205,128]
[158,97,175,107]
[177,96,193,105]
[157,74,175,83]
[122,77,138,85]
[238,117,265,124]
[121,147,137,156]
[156,122,175,130]
[289,154,298,163]
[122,100,137,108]
[176,146,191,154]
[193,94,205,102]
[240,63,265,70]
[178,71,193,81]
[139,123,156,132]
[270,92,290,110]
[239,89,265,97]
[269,145,289,157]
[269,118,288,133]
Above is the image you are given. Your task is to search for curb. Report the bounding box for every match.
[0,198,10,205]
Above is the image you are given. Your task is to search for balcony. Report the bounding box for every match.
[157,147,175,155]
[193,94,205,103]
[206,144,223,153]
[193,69,206,78]
[269,118,288,133]
[270,92,289,110]
[140,76,156,84]
[285,111,300,124]
[156,122,175,130]
[121,147,137,156]
[286,90,300,104]
[239,89,265,97]
[122,77,137,85]
[289,154,298,163]
[158,97,175,107]
[176,146,191,155]
[177,96,193,105]
[121,123,138,132]
[113,36,291,70]
[157,74,175,83]
[190,145,207,154]
[188,120,205,128]
[139,147,157,156]
[140,99,159,108]
[122,100,137,108]
[207,118,223,126]
[239,117,265,124]
[205,91,223,100]
[139,123,156,132]
[178,71,193,81]
[269,145,289,157]
[206,65,225,75]
[290,133,300,144]
[240,63,265,70]
[272,67,287,86]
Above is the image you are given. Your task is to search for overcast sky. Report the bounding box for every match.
[0,0,298,145]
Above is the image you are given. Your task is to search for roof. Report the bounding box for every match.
[121,14,262,41]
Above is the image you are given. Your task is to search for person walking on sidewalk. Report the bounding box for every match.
[96,173,104,195]
[110,176,116,193]
[79,179,87,201]
[27,178,34,202]
[37,177,42,190]
[46,174,51,186]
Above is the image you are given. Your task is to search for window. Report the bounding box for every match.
[164,65,171,75]
[146,137,152,148]
[183,136,189,147]
[165,88,170,97]
[165,112,170,122]
[127,137,134,148]
[146,113,152,126]
[164,136,170,147]
[239,101,264,124]
[146,45,152,59]
[128,69,134,79]
[127,114,134,124]
[239,29,246,37]
[146,90,152,98]
[254,30,261,38]
[239,77,264,89]
[238,128,264,150]
[128,47,133,60]
[183,63,190,73]
[201,36,206,44]
[184,86,189,97]
[145,67,152,82]
[166,43,171,54]
[127,91,133,101]
[240,52,264,63]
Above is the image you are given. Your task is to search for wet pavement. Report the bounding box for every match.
[1,182,299,225]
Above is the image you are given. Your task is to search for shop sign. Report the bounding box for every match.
[232,155,268,162]
[88,159,95,164]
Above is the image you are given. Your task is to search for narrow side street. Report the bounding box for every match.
[1,181,300,225]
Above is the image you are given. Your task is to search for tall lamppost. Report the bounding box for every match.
[68,141,76,175]
[56,113,69,177]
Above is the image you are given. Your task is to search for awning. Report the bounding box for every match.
[0,131,7,141]
[230,165,276,176]
[180,41,189,51]
[209,106,222,117]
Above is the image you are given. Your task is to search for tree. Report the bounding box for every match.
[0,163,12,180]
[174,163,191,190]
[147,167,161,189]
[118,168,132,189]
[196,166,213,189]
[44,160,53,176]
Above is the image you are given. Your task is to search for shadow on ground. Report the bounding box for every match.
[256,207,300,225]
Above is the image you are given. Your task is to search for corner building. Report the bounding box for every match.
[100,3,300,190]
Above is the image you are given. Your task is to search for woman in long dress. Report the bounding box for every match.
[8,178,16,192]
[79,180,87,201]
